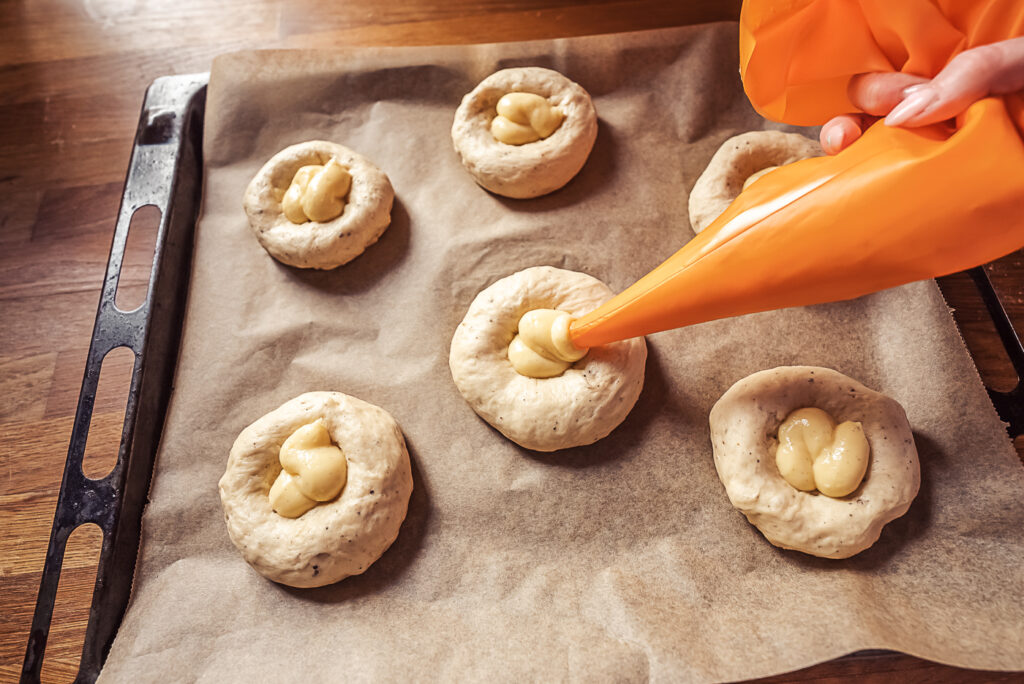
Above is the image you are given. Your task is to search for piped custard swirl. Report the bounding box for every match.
[268,419,348,517]
[282,158,352,224]
[491,92,564,145]
[508,309,588,378]
[775,407,869,498]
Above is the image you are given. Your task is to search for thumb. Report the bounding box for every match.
[819,73,926,155]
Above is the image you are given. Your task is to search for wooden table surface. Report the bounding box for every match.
[2,1,1022,682]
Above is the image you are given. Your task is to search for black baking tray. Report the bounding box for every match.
[20,73,1024,684]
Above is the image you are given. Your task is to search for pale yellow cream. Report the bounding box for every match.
[775,407,869,498]
[491,92,565,145]
[742,165,779,191]
[281,158,352,224]
[268,419,348,518]
[508,309,588,378]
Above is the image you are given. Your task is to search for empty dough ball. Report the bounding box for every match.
[709,366,919,559]
[243,140,394,269]
[449,266,646,451]
[451,67,598,199]
[688,131,820,233]
[219,392,413,587]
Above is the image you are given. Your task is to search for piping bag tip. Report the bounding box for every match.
[568,316,598,351]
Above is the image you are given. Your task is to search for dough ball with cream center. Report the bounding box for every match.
[449,266,646,452]
[451,67,598,199]
[710,366,919,559]
[243,140,394,270]
[219,391,413,587]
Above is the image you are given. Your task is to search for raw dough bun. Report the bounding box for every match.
[219,392,413,587]
[710,366,920,559]
[243,140,394,269]
[451,67,598,199]
[449,266,646,451]
[688,131,820,233]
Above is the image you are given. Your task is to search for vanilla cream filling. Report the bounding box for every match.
[491,92,564,145]
[775,407,869,497]
[269,419,348,517]
[281,158,352,223]
[508,309,588,378]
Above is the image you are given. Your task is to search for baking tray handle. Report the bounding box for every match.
[21,73,208,684]
[969,267,1024,437]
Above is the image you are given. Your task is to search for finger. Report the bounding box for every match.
[820,114,871,154]
[887,38,1024,127]
[886,52,991,127]
[847,72,929,116]
[987,36,1024,94]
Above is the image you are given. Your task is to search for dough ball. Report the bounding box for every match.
[709,366,919,559]
[219,392,413,587]
[449,266,646,451]
[451,67,598,199]
[243,140,394,269]
[688,131,820,233]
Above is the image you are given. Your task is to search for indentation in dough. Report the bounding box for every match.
[689,131,820,233]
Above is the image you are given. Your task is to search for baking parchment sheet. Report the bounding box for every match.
[100,23,1024,682]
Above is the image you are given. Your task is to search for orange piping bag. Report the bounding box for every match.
[569,0,1024,349]
[570,100,1024,348]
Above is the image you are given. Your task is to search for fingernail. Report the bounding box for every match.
[902,83,928,97]
[828,129,846,153]
[886,88,937,126]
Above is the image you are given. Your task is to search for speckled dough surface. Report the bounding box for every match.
[243,140,394,269]
[218,392,413,587]
[451,67,598,199]
[710,366,920,559]
[688,131,820,233]
[449,266,646,451]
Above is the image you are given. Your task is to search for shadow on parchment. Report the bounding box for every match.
[277,197,412,295]
[521,342,674,469]
[770,431,938,572]
[491,120,620,214]
[320,63,472,109]
[279,438,431,603]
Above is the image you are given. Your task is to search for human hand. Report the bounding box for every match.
[820,36,1024,155]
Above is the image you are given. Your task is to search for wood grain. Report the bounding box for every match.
[0,1,1020,682]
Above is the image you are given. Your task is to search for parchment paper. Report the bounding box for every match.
[100,24,1024,682]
